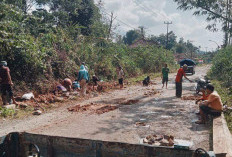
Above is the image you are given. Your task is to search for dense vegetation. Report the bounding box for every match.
[0,1,176,93]
[122,29,198,55]
[174,0,232,47]
[209,46,232,132]
[210,46,232,88]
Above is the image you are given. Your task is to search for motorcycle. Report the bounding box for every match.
[195,78,211,94]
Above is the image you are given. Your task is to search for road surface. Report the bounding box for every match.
[0,65,211,150]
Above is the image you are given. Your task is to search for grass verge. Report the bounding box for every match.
[211,80,232,133]
[0,107,16,118]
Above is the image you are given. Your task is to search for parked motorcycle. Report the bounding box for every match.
[195,78,211,94]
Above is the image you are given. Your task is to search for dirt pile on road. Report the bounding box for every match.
[135,122,146,126]
[96,82,116,92]
[90,80,130,93]
[143,134,174,146]
[181,95,201,100]
[67,103,118,115]
[121,99,139,105]
[144,89,159,96]
[36,94,62,104]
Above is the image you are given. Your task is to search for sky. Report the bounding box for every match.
[94,0,224,51]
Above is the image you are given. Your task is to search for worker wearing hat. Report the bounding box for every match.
[175,64,193,98]
[81,62,89,72]
[0,61,18,105]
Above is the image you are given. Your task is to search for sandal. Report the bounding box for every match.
[195,112,200,115]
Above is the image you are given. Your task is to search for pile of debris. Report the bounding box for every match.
[181,95,201,100]
[150,81,157,85]
[36,94,63,104]
[143,134,174,147]
[121,99,139,105]
[91,80,130,93]
[67,103,118,115]
[12,92,69,116]
[135,122,146,126]
[144,89,159,96]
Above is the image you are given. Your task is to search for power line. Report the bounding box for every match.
[132,0,157,16]
[100,0,171,36]
[101,9,137,30]
[132,0,170,21]
[132,0,158,16]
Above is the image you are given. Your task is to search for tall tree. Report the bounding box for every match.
[35,0,100,35]
[123,30,141,45]
[150,31,177,50]
[173,0,232,47]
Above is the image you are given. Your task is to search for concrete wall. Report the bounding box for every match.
[22,133,194,157]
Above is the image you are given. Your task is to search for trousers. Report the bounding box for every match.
[176,82,182,98]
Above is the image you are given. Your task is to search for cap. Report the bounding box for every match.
[0,61,7,66]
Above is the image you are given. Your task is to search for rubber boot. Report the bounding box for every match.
[1,95,7,105]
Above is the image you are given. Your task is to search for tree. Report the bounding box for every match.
[35,0,100,35]
[173,0,232,47]
[176,44,186,53]
[123,30,141,45]
[174,38,198,57]
[150,31,177,50]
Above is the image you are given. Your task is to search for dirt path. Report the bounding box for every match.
[0,65,211,150]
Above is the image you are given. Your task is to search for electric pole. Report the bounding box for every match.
[189,40,195,59]
[138,26,145,38]
[164,21,172,49]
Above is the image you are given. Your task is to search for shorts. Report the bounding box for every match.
[200,105,221,117]
[118,78,123,85]
[1,84,13,97]
[57,85,67,92]
[162,77,168,84]
[93,81,98,86]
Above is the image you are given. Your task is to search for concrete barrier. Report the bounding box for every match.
[213,114,232,157]
[21,132,194,157]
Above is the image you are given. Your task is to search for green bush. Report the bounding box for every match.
[0,107,16,118]
[210,46,232,87]
[0,2,177,93]
[211,80,232,132]
[210,46,232,132]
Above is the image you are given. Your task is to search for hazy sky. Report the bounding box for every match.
[95,0,224,51]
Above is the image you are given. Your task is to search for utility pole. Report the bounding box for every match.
[189,40,195,59]
[164,21,172,49]
[138,26,145,38]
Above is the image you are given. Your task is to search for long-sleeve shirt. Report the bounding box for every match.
[77,65,89,82]
[0,66,12,84]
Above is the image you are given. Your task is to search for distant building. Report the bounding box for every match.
[174,53,188,63]
[198,60,204,63]
[129,38,160,48]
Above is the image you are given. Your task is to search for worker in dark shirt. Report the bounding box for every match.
[92,75,99,90]
[0,61,18,105]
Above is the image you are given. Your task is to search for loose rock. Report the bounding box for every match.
[19,103,28,109]
[3,104,16,110]
[33,110,42,115]
[143,134,175,147]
